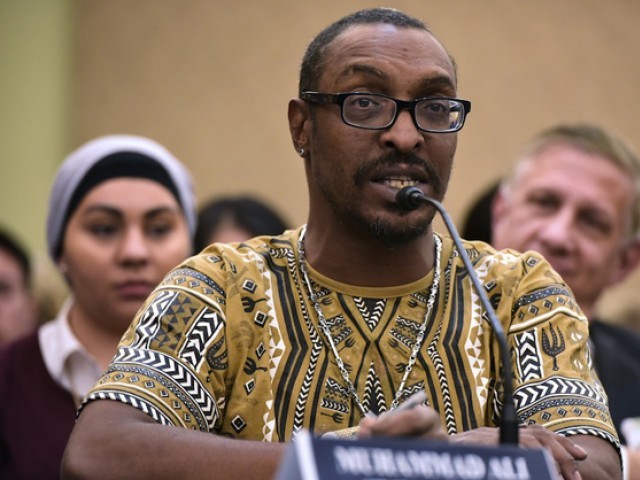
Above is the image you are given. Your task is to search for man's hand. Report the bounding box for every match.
[451,425,587,480]
[357,405,449,441]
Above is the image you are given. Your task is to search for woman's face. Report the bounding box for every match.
[59,177,191,333]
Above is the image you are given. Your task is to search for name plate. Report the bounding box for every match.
[276,430,556,480]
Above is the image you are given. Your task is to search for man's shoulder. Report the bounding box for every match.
[182,228,300,273]
[460,238,557,276]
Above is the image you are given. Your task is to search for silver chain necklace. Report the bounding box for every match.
[297,225,442,417]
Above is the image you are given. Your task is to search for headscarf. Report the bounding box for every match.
[46,134,196,261]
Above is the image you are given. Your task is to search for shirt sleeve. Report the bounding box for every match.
[81,254,230,432]
[499,249,620,450]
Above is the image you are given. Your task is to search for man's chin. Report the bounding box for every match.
[369,219,429,249]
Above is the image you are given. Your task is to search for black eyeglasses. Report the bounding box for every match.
[300,91,471,133]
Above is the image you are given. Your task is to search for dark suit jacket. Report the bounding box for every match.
[590,319,640,444]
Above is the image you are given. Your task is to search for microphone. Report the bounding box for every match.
[396,186,519,445]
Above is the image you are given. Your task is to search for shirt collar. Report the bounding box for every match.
[39,298,98,385]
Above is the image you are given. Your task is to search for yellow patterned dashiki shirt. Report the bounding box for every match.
[84,226,619,450]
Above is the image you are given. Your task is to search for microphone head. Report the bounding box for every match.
[396,186,424,210]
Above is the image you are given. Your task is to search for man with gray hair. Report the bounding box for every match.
[492,123,640,478]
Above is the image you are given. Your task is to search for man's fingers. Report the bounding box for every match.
[361,406,447,440]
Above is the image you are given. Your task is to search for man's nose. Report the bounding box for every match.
[538,210,575,251]
[379,109,424,152]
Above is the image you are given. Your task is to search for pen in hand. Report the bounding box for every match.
[322,389,428,439]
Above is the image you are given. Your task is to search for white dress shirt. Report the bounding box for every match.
[38,298,103,405]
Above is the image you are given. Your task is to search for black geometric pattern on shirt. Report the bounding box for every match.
[427,323,456,434]
[180,307,224,369]
[87,390,173,427]
[152,294,200,351]
[165,267,226,299]
[555,427,620,451]
[205,337,227,370]
[399,382,426,404]
[440,249,455,314]
[448,248,490,431]
[269,246,290,259]
[541,324,565,371]
[325,377,350,401]
[362,362,387,416]
[321,378,350,422]
[114,346,217,430]
[517,395,611,425]
[512,286,573,317]
[320,398,349,415]
[287,248,324,438]
[103,363,209,431]
[242,279,257,294]
[231,415,247,433]
[515,330,543,382]
[513,375,607,410]
[244,378,256,395]
[390,317,422,351]
[426,251,460,434]
[132,290,177,349]
[353,297,386,331]
[323,314,350,346]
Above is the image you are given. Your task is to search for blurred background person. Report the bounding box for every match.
[0,134,196,479]
[0,227,38,346]
[459,180,499,245]
[194,195,289,251]
[491,123,640,478]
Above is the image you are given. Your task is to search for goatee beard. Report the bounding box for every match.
[369,216,431,249]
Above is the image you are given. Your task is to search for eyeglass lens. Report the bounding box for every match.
[342,94,464,132]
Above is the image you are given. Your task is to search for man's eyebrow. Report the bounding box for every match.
[417,74,456,91]
[337,64,388,82]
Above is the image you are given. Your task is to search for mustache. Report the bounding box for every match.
[353,152,443,196]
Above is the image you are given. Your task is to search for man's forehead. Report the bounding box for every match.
[322,23,455,86]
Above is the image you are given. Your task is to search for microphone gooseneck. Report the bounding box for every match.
[395,186,519,445]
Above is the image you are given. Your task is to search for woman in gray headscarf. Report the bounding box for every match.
[0,135,196,479]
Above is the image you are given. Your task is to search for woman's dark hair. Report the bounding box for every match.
[194,196,289,252]
[0,226,31,287]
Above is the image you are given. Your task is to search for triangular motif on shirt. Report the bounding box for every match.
[363,361,387,416]
[354,297,386,331]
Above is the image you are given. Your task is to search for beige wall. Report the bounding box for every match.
[0,0,73,314]
[2,0,640,322]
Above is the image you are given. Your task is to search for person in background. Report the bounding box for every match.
[194,195,289,251]
[0,134,196,479]
[491,123,640,478]
[0,227,38,345]
[63,9,620,480]
[459,180,499,245]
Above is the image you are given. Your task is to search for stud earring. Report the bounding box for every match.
[298,147,305,157]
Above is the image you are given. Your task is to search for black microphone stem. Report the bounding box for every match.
[396,187,519,445]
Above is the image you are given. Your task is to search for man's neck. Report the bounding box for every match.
[301,223,435,287]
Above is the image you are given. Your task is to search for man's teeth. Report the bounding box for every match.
[382,178,419,189]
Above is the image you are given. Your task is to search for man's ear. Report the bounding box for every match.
[288,98,311,156]
[609,237,640,286]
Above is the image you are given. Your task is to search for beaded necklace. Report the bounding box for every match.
[297,225,442,416]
